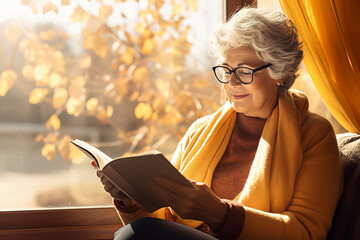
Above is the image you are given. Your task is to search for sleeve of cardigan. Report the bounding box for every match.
[113,199,156,226]
[239,116,343,240]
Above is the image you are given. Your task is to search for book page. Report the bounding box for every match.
[70,139,112,169]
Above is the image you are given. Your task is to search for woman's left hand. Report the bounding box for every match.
[150,177,229,230]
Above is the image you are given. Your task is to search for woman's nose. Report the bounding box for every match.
[229,73,242,86]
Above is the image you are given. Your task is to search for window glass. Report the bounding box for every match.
[0,0,223,210]
[257,0,346,133]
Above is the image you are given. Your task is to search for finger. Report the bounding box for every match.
[150,179,179,206]
[155,177,195,195]
[96,170,104,178]
[90,160,98,169]
[103,181,115,192]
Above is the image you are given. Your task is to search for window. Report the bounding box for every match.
[0,0,223,211]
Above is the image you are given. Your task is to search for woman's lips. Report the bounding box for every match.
[232,93,249,100]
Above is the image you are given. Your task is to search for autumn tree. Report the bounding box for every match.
[0,0,223,164]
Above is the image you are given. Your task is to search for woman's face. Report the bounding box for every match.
[220,46,280,119]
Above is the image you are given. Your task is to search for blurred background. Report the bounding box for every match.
[0,0,344,210]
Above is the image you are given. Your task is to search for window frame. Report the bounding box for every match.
[0,1,254,239]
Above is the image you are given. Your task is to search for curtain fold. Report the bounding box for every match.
[279,0,360,133]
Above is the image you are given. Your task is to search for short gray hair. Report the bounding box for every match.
[209,7,303,95]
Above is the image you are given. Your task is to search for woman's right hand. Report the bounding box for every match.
[91,160,134,204]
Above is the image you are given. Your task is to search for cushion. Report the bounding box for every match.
[327,133,360,240]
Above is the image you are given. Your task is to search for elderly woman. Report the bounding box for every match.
[95,7,342,240]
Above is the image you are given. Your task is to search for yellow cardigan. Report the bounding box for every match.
[116,90,343,240]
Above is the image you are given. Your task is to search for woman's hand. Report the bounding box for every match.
[150,177,229,230]
[91,160,136,207]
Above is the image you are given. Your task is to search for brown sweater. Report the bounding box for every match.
[199,113,266,239]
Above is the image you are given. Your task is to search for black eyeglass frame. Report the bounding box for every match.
[212,63,272,84]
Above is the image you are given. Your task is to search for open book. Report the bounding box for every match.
[70,139,193,212]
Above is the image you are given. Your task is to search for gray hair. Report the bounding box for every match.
[209,7,303,95]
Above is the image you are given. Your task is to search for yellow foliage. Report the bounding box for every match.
[0,80,8,97]
[52,88,68,108]
[9,0,224,164]
[29,88,49,104]
[116,77,129,99]
[121,48,134,65]
[49,73,62,88]
[135,102,153,120]
[57,135,72,163]
[43,2,58,15]
[83,30,108,58]
[156,78,170,98]
[35,133,44,142]
[44,132,58,143]
[70,7,90,23]
[141,38,155,55]
[99,6,113,21]
[171,4,182,17]
[80,55,92,69]
[4,22,21,45]
[107,105,114,117]
[133,66,150,83]
[86,98,99,114]
[46,114,61,130]
[71,75,86,88]
[34,63,51,83]
[186,0,198,11]
[39,29,57,41]
[66,97,83,117]
[0,70,17,96]
[41,143,57,161]
[136,23,152,39]
[22,64,34,80]
[61,0,70,5]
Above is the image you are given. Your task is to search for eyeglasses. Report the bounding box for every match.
[212,63,272,84]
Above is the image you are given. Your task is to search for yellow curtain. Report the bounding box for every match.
[279,0,360,133]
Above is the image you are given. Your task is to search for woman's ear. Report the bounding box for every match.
[276,79,284,86]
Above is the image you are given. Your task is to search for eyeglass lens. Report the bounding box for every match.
[214,67,253,84]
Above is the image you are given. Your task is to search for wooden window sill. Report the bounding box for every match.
[0,206,122,240]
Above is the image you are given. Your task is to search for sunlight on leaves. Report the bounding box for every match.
[39,29,57,41]
[4,22,21,45]
[121,48,134,65]
[57,135,72,163]
[29,88,49,104]
[135,102,153,120]
[99,5,113,21]
[107,105,114,117]
[46,114,61,130]
[41,143,57,161]
[34,63,51,83]
[86,98,99,114]
[61,0,70,6]
[133,66,150,83]
[22,64,34,80]
[52,88,68,108]
[66,97,83,117]
[141,38,155,55]
[43,2,58,15]
[0,70,17,96]
[83,30,108,58]
[2,0,231,164]
[80,55,92,69]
